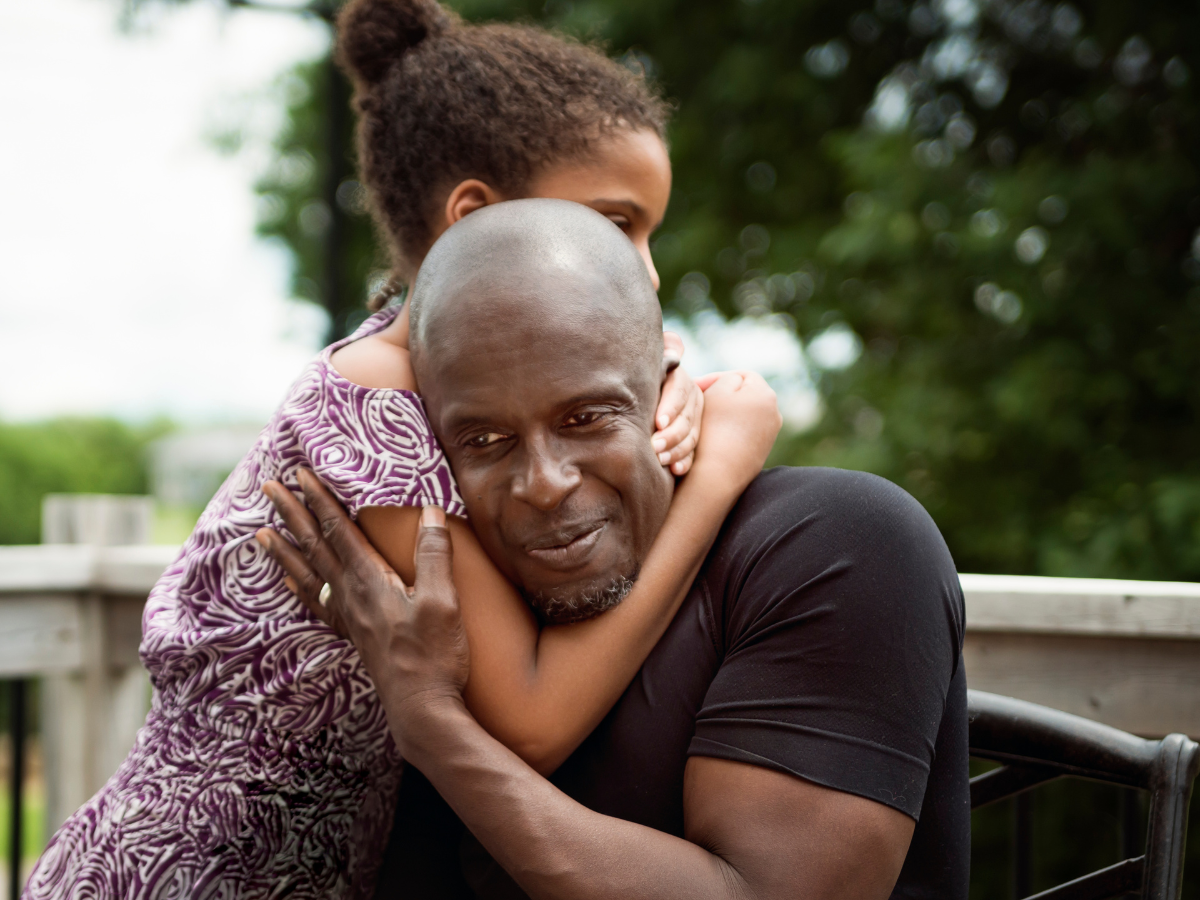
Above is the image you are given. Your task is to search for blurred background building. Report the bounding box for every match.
[1,0,1198,895]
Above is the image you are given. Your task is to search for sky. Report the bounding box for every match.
[0,0,331,424]
[0,0,823,431]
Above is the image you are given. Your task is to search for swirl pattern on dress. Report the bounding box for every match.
[25,307,465,900]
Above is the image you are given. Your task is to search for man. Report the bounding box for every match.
[262,200,969,899]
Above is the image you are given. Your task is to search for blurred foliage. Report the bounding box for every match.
[254,58,385,339]
[0,418,168,544]
[252,0,1200,585]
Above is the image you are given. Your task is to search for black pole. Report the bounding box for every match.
[1013,792,1033,899]
[225,2,349,342]
[8,680,26,900]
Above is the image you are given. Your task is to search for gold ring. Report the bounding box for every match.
[318,582,333,608]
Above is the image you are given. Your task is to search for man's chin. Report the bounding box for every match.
[523,569,639,625]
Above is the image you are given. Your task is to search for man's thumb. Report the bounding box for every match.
[414,506,454,596]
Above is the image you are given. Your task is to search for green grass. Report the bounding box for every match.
[152,503,202,545]
[0,784,46,864]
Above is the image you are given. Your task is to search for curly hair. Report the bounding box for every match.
[336,0,670,303]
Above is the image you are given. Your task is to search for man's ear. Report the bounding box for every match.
[442,179,505,232]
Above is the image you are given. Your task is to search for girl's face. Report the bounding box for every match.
[524,129,672,290]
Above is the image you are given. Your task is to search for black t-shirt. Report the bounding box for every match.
[375,467,969,899]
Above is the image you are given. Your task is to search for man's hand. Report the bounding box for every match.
[255,469,469,744]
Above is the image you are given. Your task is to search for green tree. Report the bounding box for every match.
[254,57,385,340]
[0,418,169,544]
[252,0,1200,584]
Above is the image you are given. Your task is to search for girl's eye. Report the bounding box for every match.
[606,215,633,232]
[467,432,508,448]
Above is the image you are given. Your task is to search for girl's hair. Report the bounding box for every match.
[336,0,670,306]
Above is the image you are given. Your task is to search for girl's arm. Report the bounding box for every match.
[354,371,778,775]
[329,312,778,773]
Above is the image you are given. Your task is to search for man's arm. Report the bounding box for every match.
[399,702,913,900]
[258,471,915,900]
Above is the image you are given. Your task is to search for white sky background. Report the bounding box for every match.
[0,0,824,432]
[0,0,331,424]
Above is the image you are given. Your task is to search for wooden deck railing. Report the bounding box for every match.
[2,546,1199,842]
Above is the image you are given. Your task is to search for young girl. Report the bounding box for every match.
[23,2,780,898]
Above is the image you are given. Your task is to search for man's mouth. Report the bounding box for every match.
[524,522,606,570]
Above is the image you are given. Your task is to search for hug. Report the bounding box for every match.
[22,0,967,897]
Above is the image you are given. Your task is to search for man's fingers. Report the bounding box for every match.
[413,507,457,609]
[255,527,336,629]
[296,469,384,568]
[263,479,345,586]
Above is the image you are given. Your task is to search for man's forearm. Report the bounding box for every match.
[394,699,747,900]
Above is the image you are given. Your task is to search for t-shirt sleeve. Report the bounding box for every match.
[688,467,964,820]
[274,364,467,520]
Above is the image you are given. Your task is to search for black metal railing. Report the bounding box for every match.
[6,679,27,900]
[969,690,1199,900]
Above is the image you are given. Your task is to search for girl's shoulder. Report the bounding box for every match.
[328,333,417,392]
[271,303,466,519]
[326,303,417,392]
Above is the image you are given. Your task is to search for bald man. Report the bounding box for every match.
[265,200,969,900]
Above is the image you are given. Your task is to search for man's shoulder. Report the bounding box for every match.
[719,465,947,562]
[703,466,964,647]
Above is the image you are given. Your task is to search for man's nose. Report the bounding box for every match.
[510,443,582,510]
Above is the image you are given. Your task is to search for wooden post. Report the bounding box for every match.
[38,496,154,840]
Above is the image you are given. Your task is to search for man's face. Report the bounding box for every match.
[418,276,674,623]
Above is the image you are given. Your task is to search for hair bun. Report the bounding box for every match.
[337,0,451,88]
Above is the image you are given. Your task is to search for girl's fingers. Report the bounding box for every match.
[664,427,699,469]
[694,372,722,392]
[652,408,693,462]
[663,331,685,368]
[660,382,703,463]
[654,366,689,433]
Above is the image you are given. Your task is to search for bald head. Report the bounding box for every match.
[407,199,675,624]
[408,198,663,381]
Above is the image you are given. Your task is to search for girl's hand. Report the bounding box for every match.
[689,371,782,494]
[653,332,703,476]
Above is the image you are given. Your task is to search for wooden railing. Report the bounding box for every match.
[960,574,1200,737]
[2,546,1199,844]
[0,544,170,842]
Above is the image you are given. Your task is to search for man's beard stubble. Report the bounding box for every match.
[523,568,640,625]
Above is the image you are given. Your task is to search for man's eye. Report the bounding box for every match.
[467,432,508,448]
[564,411,605,427]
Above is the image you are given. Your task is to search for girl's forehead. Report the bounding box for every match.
[528,130,671,215]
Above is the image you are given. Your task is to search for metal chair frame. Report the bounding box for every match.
[968,690,1199,900]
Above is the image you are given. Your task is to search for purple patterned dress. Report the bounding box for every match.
[25,307,466,900]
